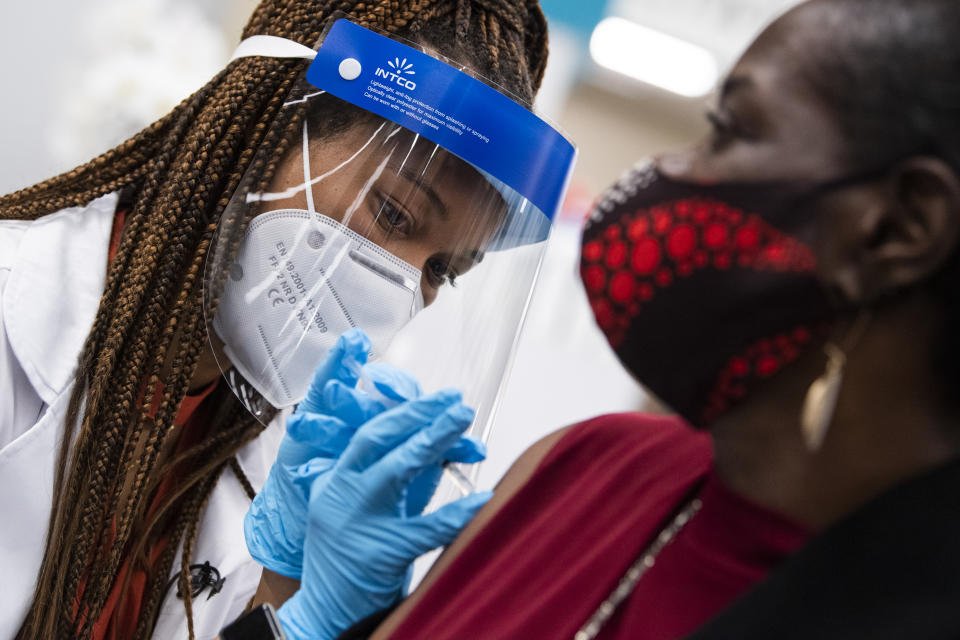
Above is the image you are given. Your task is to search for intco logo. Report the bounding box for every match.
[376,57,417,90]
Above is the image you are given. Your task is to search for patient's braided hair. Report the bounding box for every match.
[0,1,547,638]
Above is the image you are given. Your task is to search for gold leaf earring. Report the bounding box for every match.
[800,344,846,452]
[799,313,871,453]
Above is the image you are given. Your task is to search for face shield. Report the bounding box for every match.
[203,19,576,471]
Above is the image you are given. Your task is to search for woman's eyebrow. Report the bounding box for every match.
[720,74,753,102]
[392,165,448,219]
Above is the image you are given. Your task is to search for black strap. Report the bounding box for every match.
[162,561,226,602]
[333,605,400,640]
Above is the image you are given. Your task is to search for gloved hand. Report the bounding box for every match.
[297,374,486,518]
[244,329,373,578]
[277,390,493,640]
[244,329,484,578]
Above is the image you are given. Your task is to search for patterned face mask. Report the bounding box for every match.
[580,160,857,426]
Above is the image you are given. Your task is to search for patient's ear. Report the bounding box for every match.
[828,157,960,304]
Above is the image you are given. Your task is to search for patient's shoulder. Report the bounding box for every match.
[492,425,574,490]
[496,412,707,510]
[538,412,707,470]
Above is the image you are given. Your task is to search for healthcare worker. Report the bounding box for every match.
[239,0,960,638]
[0,1,576,638]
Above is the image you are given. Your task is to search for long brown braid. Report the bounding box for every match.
[1,1,548,638]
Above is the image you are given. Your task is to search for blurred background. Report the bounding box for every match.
[0,0,803,487]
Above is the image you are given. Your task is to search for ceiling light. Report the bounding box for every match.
[590,17,719,98]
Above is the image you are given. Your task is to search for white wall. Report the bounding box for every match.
[0,2,87,194]
[0,0,258,195]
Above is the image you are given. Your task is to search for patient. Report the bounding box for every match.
[259,0,960,637]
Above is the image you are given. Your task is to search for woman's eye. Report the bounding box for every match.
[426,258,459,287]
[705,108,736,148]
[377,198,413,235]
[705,106,755,151]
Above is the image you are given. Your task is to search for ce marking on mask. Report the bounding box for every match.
[266,241,329,334]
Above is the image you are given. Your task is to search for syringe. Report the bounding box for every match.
[442,461,476,497]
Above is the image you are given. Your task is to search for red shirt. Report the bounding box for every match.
[389,413,809,639]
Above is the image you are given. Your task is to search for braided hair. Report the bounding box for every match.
[1,1,548,638]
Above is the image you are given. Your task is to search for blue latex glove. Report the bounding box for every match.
[299,372,486,517]
[245,329,484,578]
[278,390,493,640]
[244,329,372,578]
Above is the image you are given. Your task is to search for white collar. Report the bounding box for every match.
[3,192,117,405]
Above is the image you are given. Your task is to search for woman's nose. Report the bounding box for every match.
[657,151,700,181]
[392,246,439,307]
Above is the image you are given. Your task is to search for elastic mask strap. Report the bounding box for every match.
[232,34,326,212]
[768,164,895,222]
[303,120,316,213]
[229,35,317,63]
[246,122,387,205]
[809,164,897,201]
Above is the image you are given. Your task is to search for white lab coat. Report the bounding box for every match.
[0,193,285,639]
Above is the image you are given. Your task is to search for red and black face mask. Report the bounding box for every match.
[580,161,847,427]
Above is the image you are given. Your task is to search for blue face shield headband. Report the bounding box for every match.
[231,19,577,250]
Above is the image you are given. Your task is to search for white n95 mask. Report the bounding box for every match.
[213,209,424,408]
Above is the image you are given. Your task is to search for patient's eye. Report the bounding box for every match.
[706,108,740,150]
